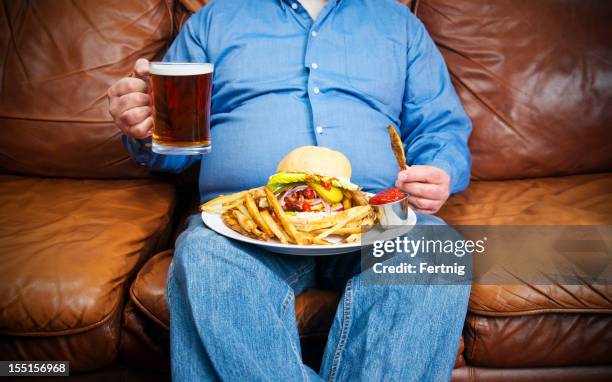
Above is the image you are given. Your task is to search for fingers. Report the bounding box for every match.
[398,165,449,185]
[134,58,150,78]
[106,59,153,139]
[119,105,152,127]
[118,116,154,139]
[396,181,448,201]
[109,92,151,120]
[107,77,149,99]
[395,165,451,214]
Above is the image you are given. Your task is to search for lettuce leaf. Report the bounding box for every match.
[267,172,358,191]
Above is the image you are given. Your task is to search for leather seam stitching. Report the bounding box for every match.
[0,294,122,337]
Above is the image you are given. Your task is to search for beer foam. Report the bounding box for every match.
[150,62,213,76]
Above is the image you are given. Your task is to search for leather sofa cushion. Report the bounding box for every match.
[464,313,612,368]
[0,306,123,372]
[438,174,612,316]
[438,173,612,225]
[417,0,612,180]
[0,0,171,178]
[0,175,175,335]
[469,284,611,317]
[130,250,173,329]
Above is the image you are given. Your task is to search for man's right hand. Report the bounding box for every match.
[107,58,153,139]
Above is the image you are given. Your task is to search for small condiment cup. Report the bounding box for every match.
[374,196,410,228]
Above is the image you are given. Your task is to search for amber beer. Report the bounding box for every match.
[149,62,213,155]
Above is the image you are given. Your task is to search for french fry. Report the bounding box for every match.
[233,209,268,241]
[200,191,246,211]
[350,190,369,206]
[291,206,368,232]
[387,125,407,171]
[236,203,250,218]
[300,231,331,245]
[200,187,265,212]
[313,227,362,235]
[315,206,371,240]
[245,193,273,236]
[264,187,304,245]
[260,210,289,244]
[345,233,360,243]
[222,211,249,236]
[250,187,266,199]
[342,195,352,210]
[205,199,243,213]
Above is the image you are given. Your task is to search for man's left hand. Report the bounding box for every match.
[395,165,450,214]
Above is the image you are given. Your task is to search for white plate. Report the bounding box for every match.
[201,208,417,256]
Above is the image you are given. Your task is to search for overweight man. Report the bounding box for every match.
[107,0,472,380]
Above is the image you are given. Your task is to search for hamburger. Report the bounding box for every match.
[266,146,361,222]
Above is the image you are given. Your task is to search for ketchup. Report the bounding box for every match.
[368,188,406,205]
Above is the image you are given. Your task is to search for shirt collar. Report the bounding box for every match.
[279,0,340,11]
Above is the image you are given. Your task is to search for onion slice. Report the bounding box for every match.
[320,198,331,215]
[279,185,309,208]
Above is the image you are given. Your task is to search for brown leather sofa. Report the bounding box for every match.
[1,0,610,381]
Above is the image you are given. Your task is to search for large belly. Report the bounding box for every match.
[199,95,315,200]
[199,95,400,201]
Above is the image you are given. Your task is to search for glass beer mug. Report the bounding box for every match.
[149,62,214,155]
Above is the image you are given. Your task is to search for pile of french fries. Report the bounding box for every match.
[200,187,377,245]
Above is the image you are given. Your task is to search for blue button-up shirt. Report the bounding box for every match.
[124,0,472,202]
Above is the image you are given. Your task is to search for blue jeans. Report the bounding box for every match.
[167,212,470,381]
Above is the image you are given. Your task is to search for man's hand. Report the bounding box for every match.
[107,58,153,139]
[395,165,450,214]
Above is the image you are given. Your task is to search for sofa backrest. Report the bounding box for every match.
[0,0,174,178]
[4,0,607,181]
[416,0,612,180]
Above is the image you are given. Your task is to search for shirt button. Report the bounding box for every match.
[311,63,319,70]
[316,126,324,134]
[311,31,318,37]
[313,87,320,94]
[291,3,298,10]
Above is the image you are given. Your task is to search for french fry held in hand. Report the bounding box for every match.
[387,125,407,171]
